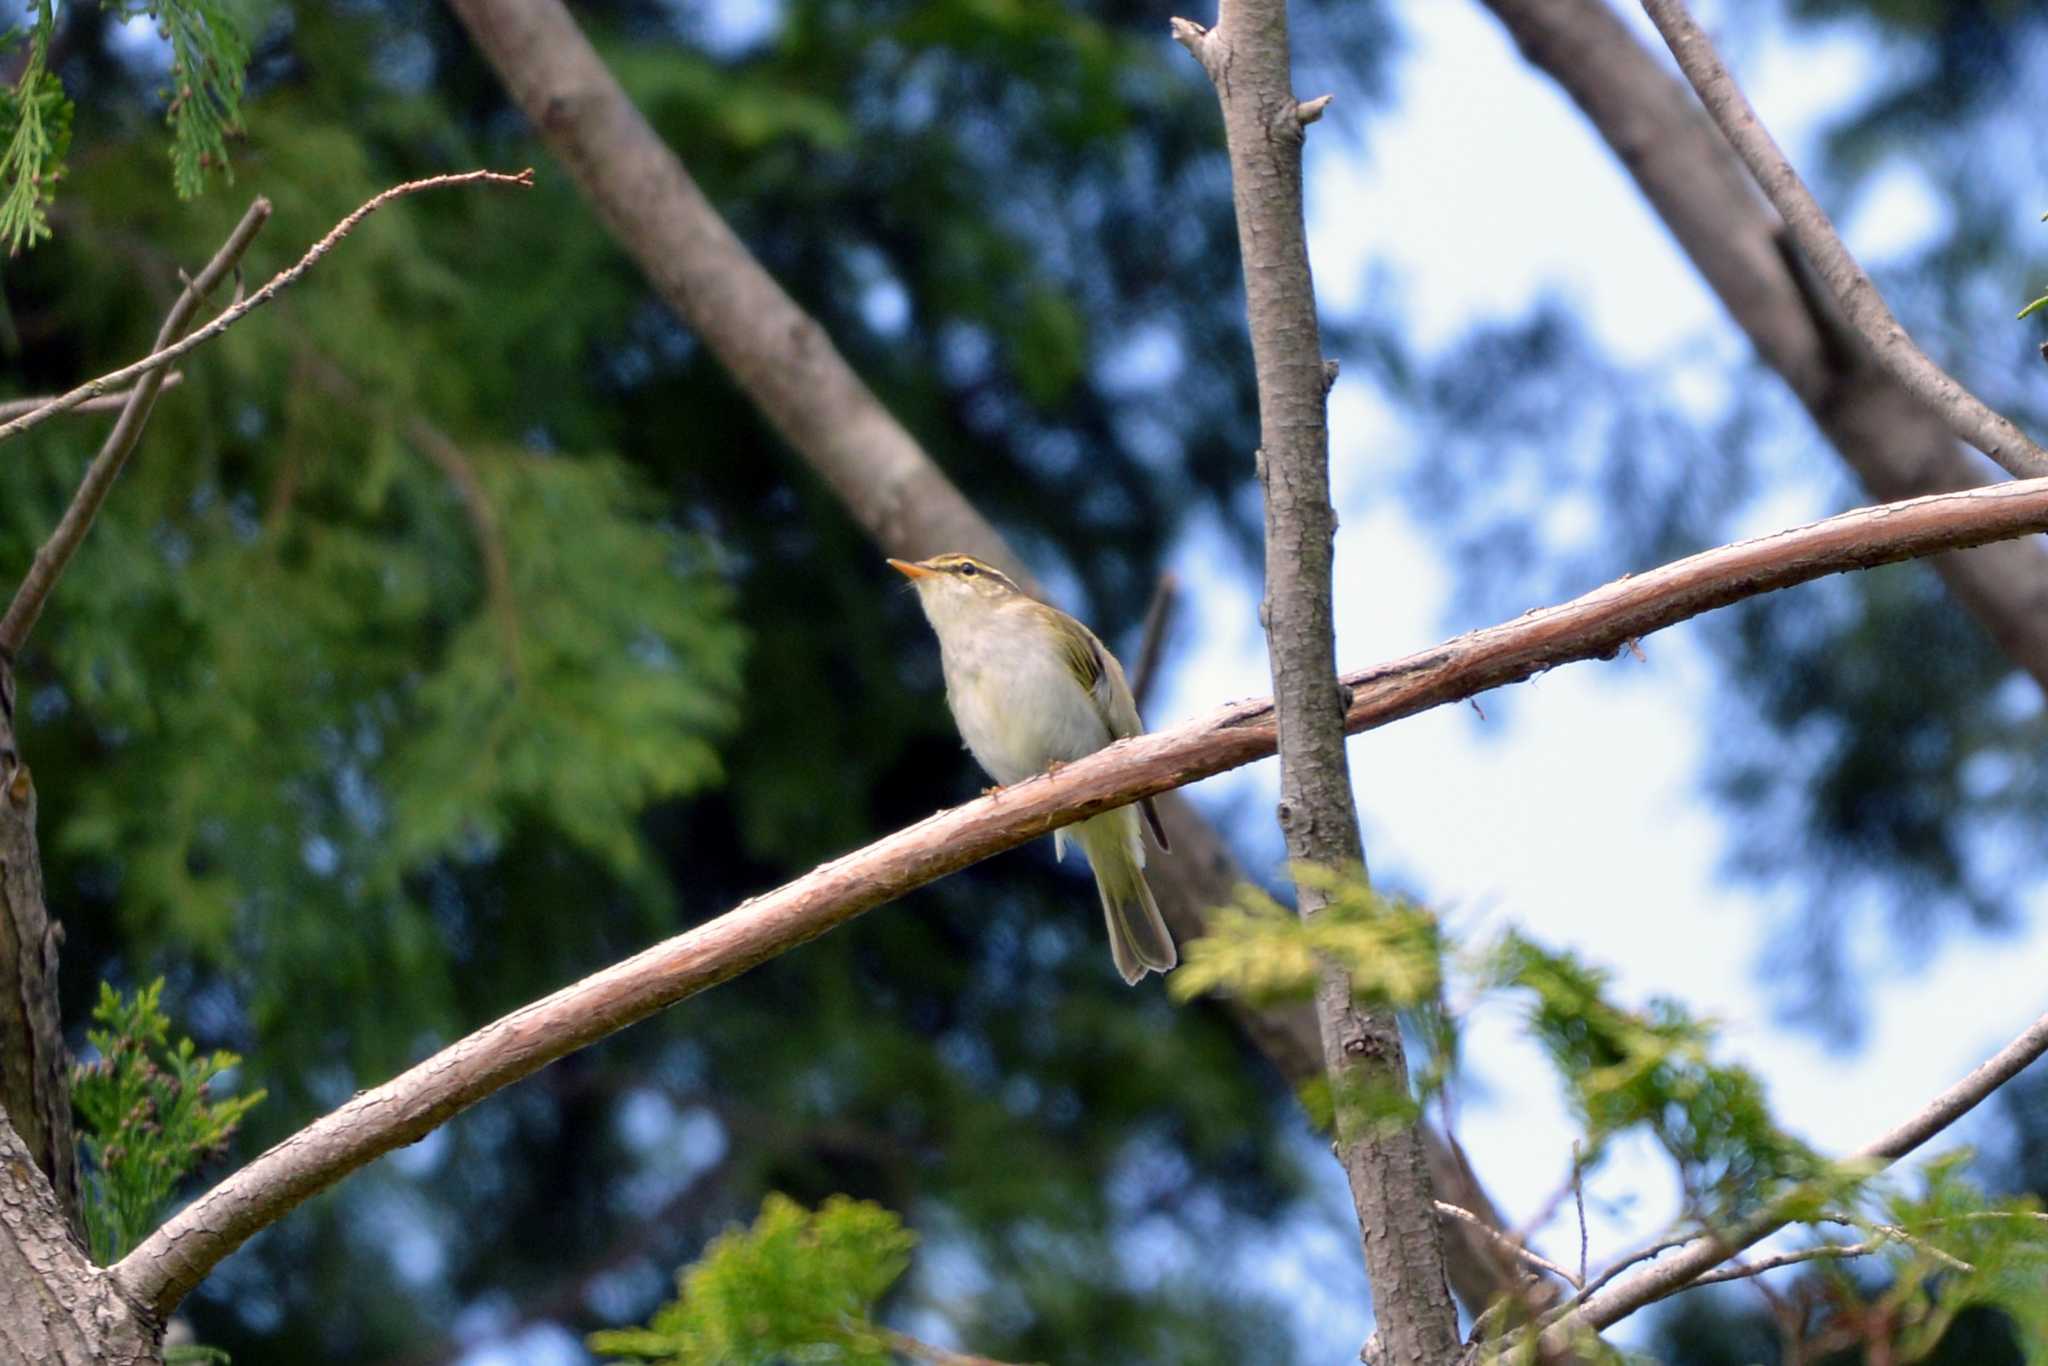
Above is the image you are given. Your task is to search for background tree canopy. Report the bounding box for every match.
[7,0,2047,1361]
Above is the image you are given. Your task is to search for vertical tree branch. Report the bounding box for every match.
[0,661,79,1238]
[1171,5,1460,1358]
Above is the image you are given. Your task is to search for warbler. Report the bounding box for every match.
[890,553,1177,984]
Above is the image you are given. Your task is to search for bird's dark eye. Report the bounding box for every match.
[957,562,978,577]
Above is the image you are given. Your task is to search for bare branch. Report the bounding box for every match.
[0,372,184,421]
[0,199,271,656]
[1179,0,1462,1351]
[1687,1241,1884,1287]
[1434,1200,1579,1287]
[1639,0,2048,479]
[110,476,2048,1317]
[1129,571,1179,711]
[1542,1006,2048,1345]
[0,169,535,450]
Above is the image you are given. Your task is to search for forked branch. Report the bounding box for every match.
[0,169,535,449]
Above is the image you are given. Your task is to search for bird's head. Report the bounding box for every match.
[888,553,1027,602]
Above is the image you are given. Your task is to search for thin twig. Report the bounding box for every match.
[0,199,272,655]
[883,1329,1031,1366]
[1562,1230,1696,1313]
[1689,1228,1973,1289]
[1573,1142,1588,1287]
[1129,570,1178,711]
[111,479,2048,1318]
[1434,1200,1580,1287]
[1639,0,2048,479]
[0,372,184,421]
[0,169,535,449]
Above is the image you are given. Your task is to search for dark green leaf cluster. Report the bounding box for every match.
[588,1193,917,1366]
[71,977,265,1264]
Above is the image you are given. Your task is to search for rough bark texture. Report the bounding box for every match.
[112,472,2048,1317]
[0,1114,158,1365]
[1172,4,1462,1358]
[0,660,80,1241]
[443,0,1535,1315]
[1481,0,2048,692]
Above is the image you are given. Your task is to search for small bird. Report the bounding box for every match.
[889,553,1177,984]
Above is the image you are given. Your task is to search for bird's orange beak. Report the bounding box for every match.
[886,557,932,580]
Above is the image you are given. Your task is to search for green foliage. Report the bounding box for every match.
[0,24,69,256]
[1869,1152,2048,1363]
[1168,862,1445,1009]
[71,978,265,1264]
[6,0,1386,1357]
[589,1194,917,1366]
[0,0,246,252]
[1176,869,1822,1219]
[1487,932,1821,1214]
[2022,211,2048,321]
[135,0,251,198]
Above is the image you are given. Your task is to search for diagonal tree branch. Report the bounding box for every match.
[1638,0,2048,480]
[1173,1,1461,1355]
[0,169,535,449]
[112,474,2048,1319]
[1479,0,2048,695]
[440,0,1534,1313]
[1529,1005,2048,1349]
[0,198,271,656]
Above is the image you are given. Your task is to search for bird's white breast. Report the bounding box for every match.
[929,601,1112,786]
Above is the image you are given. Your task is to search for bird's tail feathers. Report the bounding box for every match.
[1077,812,1177,985]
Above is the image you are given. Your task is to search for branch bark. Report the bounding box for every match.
[110,473,2048,1320]
[1479,0,2048,694]
[0,198,271,657]
[1171,2,1460,1356]
[1638,0,2048,480]
[441,0,1533,1314]
[0,1114,157,1365]
[0,658,80,1238]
